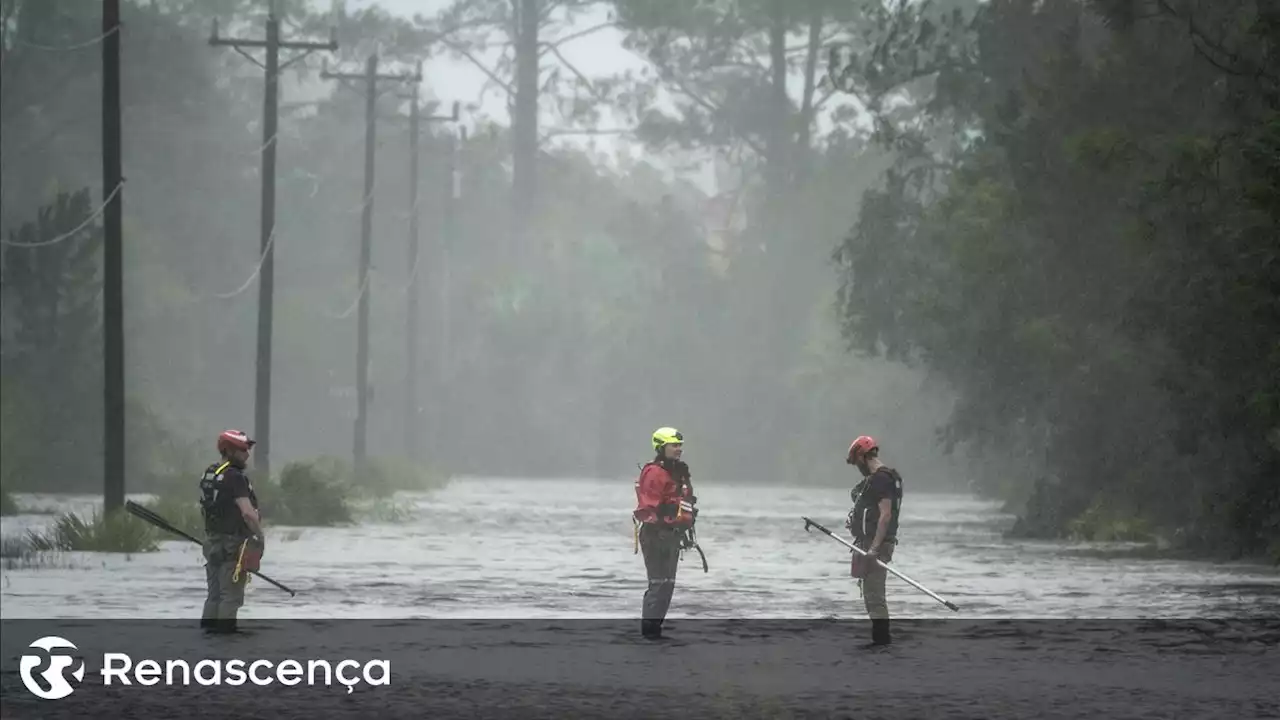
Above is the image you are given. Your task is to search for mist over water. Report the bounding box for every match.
[4,479,1278,619]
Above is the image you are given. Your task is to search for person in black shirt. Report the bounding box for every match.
[845,434,903,646]
[199,429,263,633]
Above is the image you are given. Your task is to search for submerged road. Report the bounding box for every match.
[2,478,1278,718]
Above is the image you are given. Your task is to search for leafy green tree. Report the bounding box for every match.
[835,0,1280,558]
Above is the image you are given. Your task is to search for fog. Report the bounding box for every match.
[3,0,1278,560]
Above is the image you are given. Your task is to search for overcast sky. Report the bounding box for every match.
[290,0,867,198]
[293,0,699,182]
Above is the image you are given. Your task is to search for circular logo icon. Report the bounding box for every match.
[19,636,86,700]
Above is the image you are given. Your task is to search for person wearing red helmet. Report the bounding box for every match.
[633,426,698,639]
[844,434,903,647]
[199,429,264,634]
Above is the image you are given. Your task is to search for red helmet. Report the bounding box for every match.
[217,429,256,455]
[846,435,877,465]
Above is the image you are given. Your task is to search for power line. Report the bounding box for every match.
[10,24,120,52]
[320,53,420,473]
[0,183,123,248]
[209,0,338,480]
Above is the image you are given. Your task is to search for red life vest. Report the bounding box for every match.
[633,461,695,527]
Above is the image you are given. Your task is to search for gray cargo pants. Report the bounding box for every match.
[639,523,683,624]
[857,539,896,620]
[202,534,248,627]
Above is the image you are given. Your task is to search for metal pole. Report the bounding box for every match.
[354,53,378,471]
[102,0,125,513]
[252,4,280,478]
[802,516,960,612]
[405,84,420,461]
[210,1,339,478]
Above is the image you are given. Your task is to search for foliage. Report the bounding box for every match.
[1,0,966,505]
[835,0,1280,560]
[25,508,160,553]
[140,492,205,539]
[257,457,355,527]
[0,487,17,515]
[0,188,103,493]
[358,456,450,498]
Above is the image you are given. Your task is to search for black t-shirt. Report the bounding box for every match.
[199,461,259,537]
[851,467,903,542]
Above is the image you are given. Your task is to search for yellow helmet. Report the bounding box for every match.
[652,426,684,452]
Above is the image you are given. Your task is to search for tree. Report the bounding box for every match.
[1,189,103,491]
[834,0,1280,558]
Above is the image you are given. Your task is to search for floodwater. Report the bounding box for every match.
[2,477,1278,619]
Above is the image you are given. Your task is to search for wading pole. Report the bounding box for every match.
[126,501,297,597]
[802,516,959,612]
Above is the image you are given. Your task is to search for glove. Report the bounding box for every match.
[242,535,264,571]
[667,459,691,483]
[850,552,871,579]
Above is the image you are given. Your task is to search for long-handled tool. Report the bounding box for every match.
[802,516,958,612]
[680,528,709,573]
[126,500,296,597]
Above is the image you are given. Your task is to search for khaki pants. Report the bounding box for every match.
[202,536,247,626]
[858,540,895,620]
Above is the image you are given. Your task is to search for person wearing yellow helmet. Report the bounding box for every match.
[633,426,698,639]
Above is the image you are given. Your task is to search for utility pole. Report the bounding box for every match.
[209,1,338,480]
[400,79,459,463]
[321,54,420,472]
[436,125,464,473]
[103,0,125,514]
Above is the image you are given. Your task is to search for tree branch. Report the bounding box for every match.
[665,73,767,156]
[541,126,635,144]
[1152,0,1278,86]
[438,36,515,95]
[546,44,605,101]
[539,21,615,56]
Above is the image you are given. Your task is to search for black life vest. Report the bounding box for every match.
[849,467,903,543]
[199,460,258,536]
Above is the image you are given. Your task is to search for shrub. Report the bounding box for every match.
[1066,500,1157,543]
[0,487,17,516]
[25,508,160,553]
[356,456,449,498]
[257,457,354,527]
[0,535,74,570]
[141,491,204,538]
[354,496,418,524]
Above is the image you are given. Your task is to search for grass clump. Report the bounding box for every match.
[25,507,160,553]
[257,456,354,527]
[355,496,418,524]
[132,453,447,529]
[357,456,449,498]
[0,487,17,515]
[140,491,204,538]
[1,535,76,570]
[1066,500,1158,543]
[255,455,445,526]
